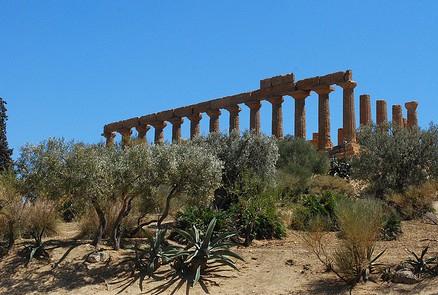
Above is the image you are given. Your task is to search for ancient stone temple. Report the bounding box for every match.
[102,70,419,157]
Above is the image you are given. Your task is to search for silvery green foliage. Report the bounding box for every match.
[15,138,74,200]
[192,131,279,189]
[152,144,223,201]
[353,123,438,196]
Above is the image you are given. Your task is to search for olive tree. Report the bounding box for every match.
[150,143,223,228]
[15,138,73,202]
[193,131,279,209]
[352,124,438,197]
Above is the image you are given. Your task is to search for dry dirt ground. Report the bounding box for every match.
[2,221,438,295]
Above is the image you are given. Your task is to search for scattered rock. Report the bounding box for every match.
[86,251,110,263]
[285,259,295,267]
[392,269,419,284]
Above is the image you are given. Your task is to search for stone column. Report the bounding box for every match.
[405,101,418,128]
[188,113,202,139]
[338,128,344,146]
[403,118,407,127]
[267,96,284,138]
[314,85,334,150]
[207,109,221,133]
[245,101,262,134]
[291,90,310,139]
[119,128,132,147]
[169,117,184,143]
[152,121,167,144]
[103,131,116,147]
[339,81,357,143]
[226,105,241,134]
[392,105,403,127]
[360,94,372,126]
[376,100,388,126]
[136,125,150,144]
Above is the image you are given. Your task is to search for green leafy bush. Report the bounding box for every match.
[380,207,402,241]
[230,193,286,245]
[353,124,438,197]
[172,206,233,240]
[291,192,339,231]
[277,136,329,179]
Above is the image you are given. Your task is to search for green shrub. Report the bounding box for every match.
[291,192,339,231]
[380,207,402,241]
[333,198,385,284]
[173,205,233,238]
[277,136,329,179]
[353,124,438,197]
[386,181,437,219]
[230,193,286,245]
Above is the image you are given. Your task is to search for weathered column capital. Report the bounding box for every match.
[266,95,284,105]
[290,90,311,100]
[338,80,357,89]
[225,105,241,114]
[405,101,419,128]
[136,125,150,137]
[119,127,132,147]
[169,117,184,126]
[206,109,221,119]
[392,105,403,127]
[313,85,335,95]
[150,121,167,130]
[151,121,167,144]
[226,105,241,134]
[405,101,418,111]
[188,112,203,122]
[102,130,116,147]
[245,100,262,111]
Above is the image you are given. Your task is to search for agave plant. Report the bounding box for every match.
[135,229,168,276]
[169,217,244,287]
[407,246,438,274]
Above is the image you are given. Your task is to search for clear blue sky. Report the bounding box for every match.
[1,1,437,156]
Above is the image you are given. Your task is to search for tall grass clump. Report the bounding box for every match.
[333,198,385,284]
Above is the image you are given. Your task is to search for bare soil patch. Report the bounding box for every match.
[1,221,438,295]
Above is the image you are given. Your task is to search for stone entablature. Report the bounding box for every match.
[102,70,419,157]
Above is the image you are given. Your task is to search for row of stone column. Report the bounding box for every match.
[104,81,360,149]
[359,95,418,128]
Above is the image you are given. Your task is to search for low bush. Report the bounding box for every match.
[290,192,339,231]
[333,198,385,284]
[386,181,437,220]
[380,207,402,241]
[22,198,59,263]
[309,175,355,197]
[173,205,232,237]
[230,193,286,245]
